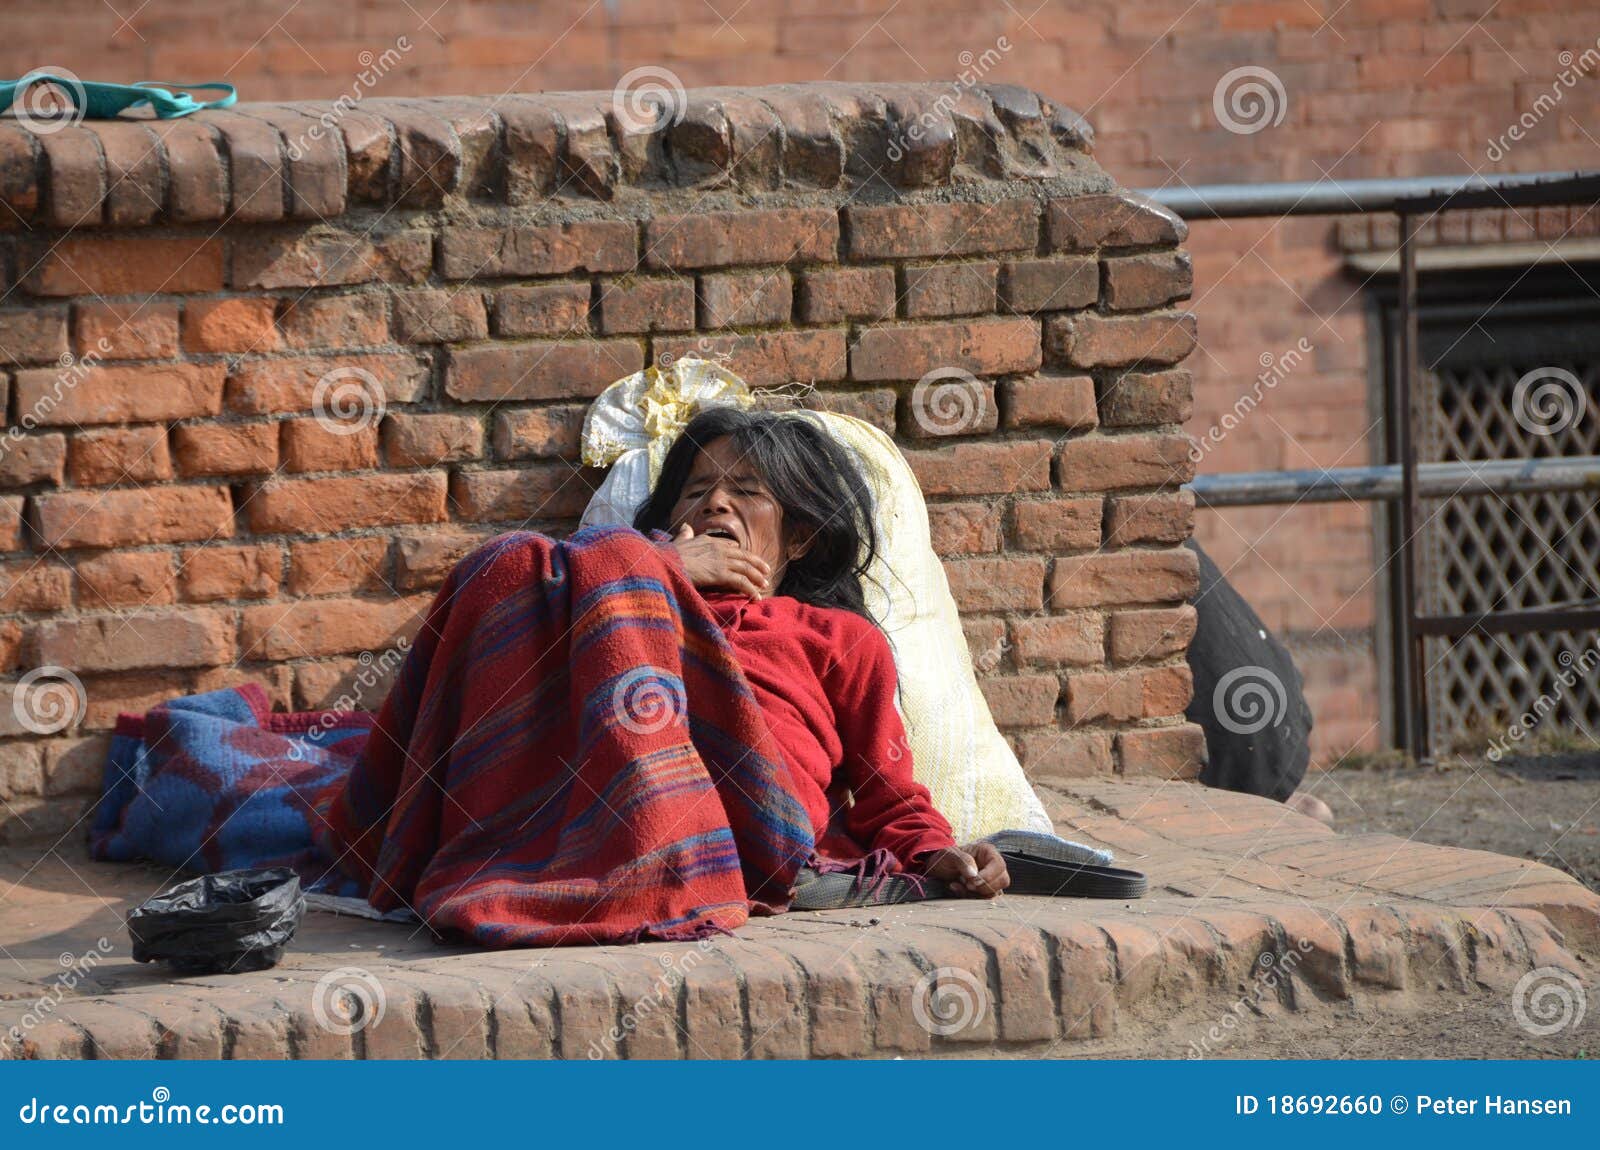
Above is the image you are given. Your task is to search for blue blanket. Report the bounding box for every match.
[91,682,372,895]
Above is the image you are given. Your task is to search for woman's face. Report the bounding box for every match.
[668,436,801,586]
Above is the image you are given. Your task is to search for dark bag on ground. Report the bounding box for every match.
[126,867,304,974]
[1184,539,1314,801]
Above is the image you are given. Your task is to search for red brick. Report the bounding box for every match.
[1105,490,1195,545]
[448,340,645,402]
[901,261,997,318]
[240,594,430,660]
[0,498,23,553]
[1010,613,1104,667]
[1099,369,1194,427]
[654,329,845,386]
[497,282,593,337]
[926,502,1001,554]
[1045,312,1197,369]
[0,307,69,365]
[233,229,431,288]
[40,736,108,794]
[1015,728,1114,780]
[493,405,587,461]
[68,426,173,486]
[1011,497,1102,551]
[277,294,389,349]
[451,465,596,522]
[787,387,897,433]
[1065,664,1192,723]
[699,270,793,328]
[1047,192,1187,252]
[1056,433,1195,491]
[77,551,178,609]
[26,235,224,295]
[34,608,234,672]
[980,673,1060,727]
[180,545,282,602]
[395,531,489,591]
[392,288,490,343]
[172,422,278,477]
[846,200,1038,259]
[1103,252,1193,310]
[182,297,279,354]
[851,318,1039,381]
[645,208,837,269]
[0,561,71,611]
[227,353,427,414]
[594,277,692,335]
[1003,372,1097,429]
[34,485,235,549]
[0,433,66,488]
[1109,605,1198,664]
[943,556,1046,611]
[72,301,179,360]
[1117,723,1206,778]
[289,537,391,596]
[1048,548,1199,608]
[1000,257,1098,312]
[438,221,637,278]
[280,418,380,472]
[247,473,448,534]
[14,362,224,426]
[384,413,484,467]
[798,267,896,323]
[904,440,1053,496]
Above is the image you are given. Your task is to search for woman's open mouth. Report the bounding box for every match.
[702,525,739,542]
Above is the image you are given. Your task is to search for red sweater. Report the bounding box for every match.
[696,588,958,870]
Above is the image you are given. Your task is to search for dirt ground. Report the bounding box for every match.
[1300,752,1600,894]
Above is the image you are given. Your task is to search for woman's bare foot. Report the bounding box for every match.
[1285,789,1334,826]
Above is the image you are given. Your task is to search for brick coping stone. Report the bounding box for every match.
[0,82,1109,230]
[2,781,1594,1059]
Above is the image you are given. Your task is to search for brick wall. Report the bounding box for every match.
[0,82,1204,840]
[8,1,1591,767]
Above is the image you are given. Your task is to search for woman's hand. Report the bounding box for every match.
[670,524,773,597]
[917,841,1010,898]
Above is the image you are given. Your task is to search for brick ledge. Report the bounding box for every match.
[0,82,1102,231]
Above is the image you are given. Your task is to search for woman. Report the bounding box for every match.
[316,407,1006,949]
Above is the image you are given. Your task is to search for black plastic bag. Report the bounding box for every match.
[127,867,305,975]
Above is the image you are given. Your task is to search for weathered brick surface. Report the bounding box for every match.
[0,83,1204,819]
[9,779,1593,1058]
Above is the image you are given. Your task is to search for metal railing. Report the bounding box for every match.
[1139,170,1600,761]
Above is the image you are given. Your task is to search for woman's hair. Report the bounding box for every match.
[633,406,879,620]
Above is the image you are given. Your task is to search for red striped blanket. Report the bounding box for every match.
[314,526,816,947]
